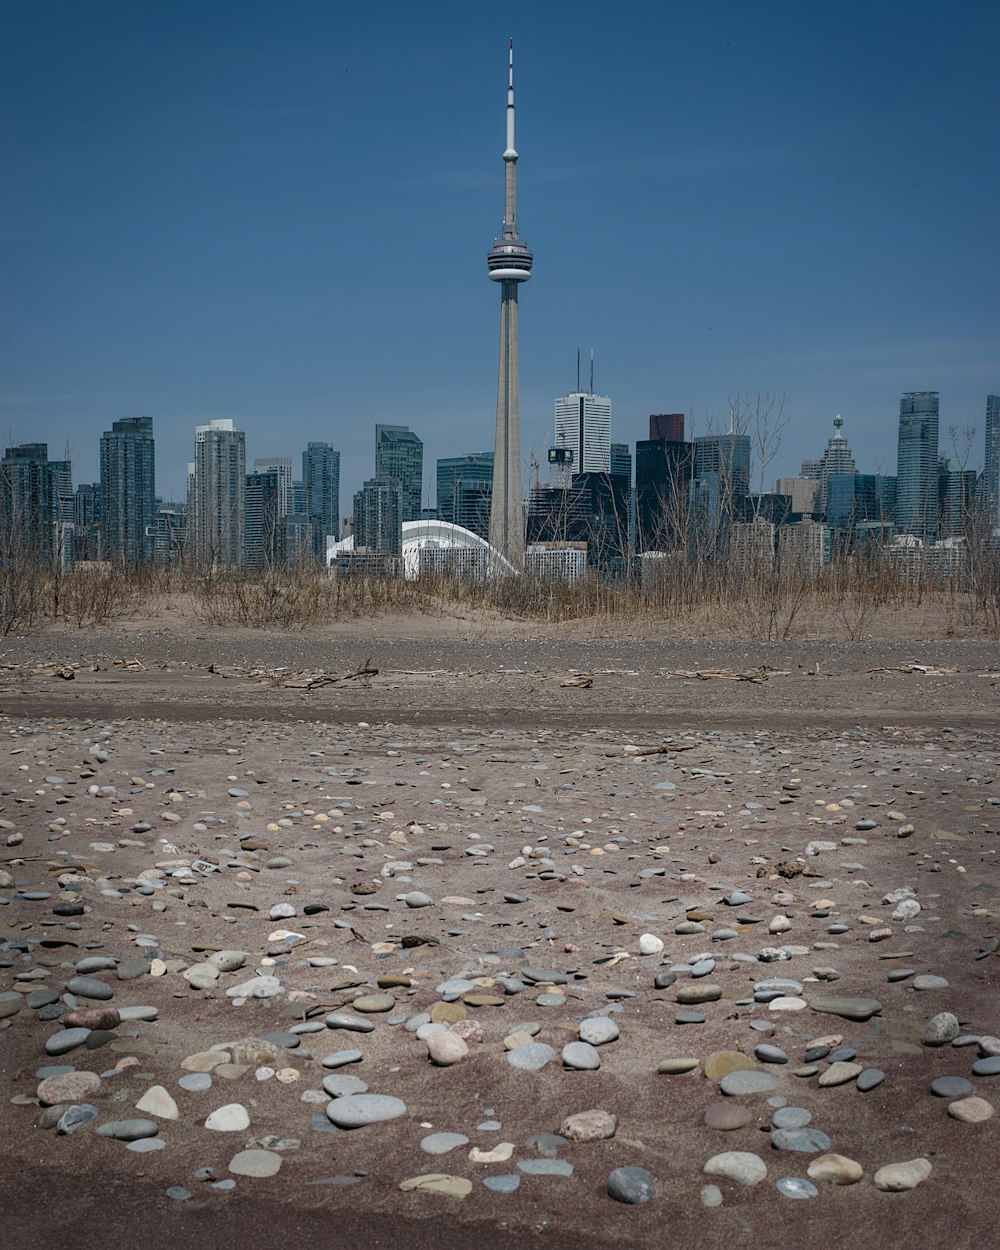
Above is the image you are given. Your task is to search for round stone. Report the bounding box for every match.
[352,994,395,1013]
[325,1094,407,1128]
[809,996,883,1022]
[948,1096,994,1123]
[96,1119,159,1141]
[321,1049,364,1069]
[61,1006,120,1031]
[178,1073,212,1092]
[818,1061,863,1087]
[229,1149,282,1177]
[704,1102,752,1131]
[562,1041,601,1070]
[771,1127,831,1153]
[807,1153,864,1185]
[922,1012,960,1047]
[777,1177,817,1199]
[772,1106,812,1130]
[65,976,114,1001]
[205,1103,250,1132]
[705,1051,755,1080]
[579,1017,619,1046]
[913,974,949,991]
[427,1032,469,1066]
[37,1071,102,1105]
[321,1073,368,1098]
[326,1012,375,1033]
[45,1028,90,1056]
[399,1174,473,1198]
[607,1166,655,1205]
[856,1068,886,1092]
[931,1075,973,1098]
[506,1042,557,1071]
[135,1084,180,1120]
[638,933,664,956]
[755,1044,788,1064]
[483,1174,520,1194]
[658,1058,699,1075]
[972,1056,1000,1076]
[703,1151,767,1185]
[56,1104,99,1135]
[560,1109,617,1142]
[420,1132,470,1155]
[720,1070,778,1096]
[873,1158,932,1191]
[403,891,433,908]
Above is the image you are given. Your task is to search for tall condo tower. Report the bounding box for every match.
[487,41,532,569]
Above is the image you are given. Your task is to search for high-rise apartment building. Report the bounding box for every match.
[191,419,245,567]
[985,395,1000,534]
[635,437,693,552]
[353,477,402,555]
[74,483,102,561]
[302,442,341,550]
[245,468,281,569]
[99,416,156,564]
[1,443,53,560]
[253,458,293,519]
[896,392,939,539]
[554,392,612,477]
[375,425,423,522]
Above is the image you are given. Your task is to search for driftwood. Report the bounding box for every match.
[560,675,593,688]
[669,667,789,683]
[633,743,696,756]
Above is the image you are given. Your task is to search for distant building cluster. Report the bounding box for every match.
[1,390,997,576]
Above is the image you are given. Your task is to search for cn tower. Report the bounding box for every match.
[487,40,532,569]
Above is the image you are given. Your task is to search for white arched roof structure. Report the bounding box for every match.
[328,520,517,579]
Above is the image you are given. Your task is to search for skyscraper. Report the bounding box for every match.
[815,416,856,516]
[375,425,423,522]
[253,457,293,519]
[554,391,613,476]
[191,419,245,567]
[437,452,493,527]
[244,468,281,569]
[302,442,341,550]
[353,477,402,555]
[896,391,939,539]
[985,395,1000,534]
[0,443,52,560]
[99,416,156,564]
[487,41,532,569]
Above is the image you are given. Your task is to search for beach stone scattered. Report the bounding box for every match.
[873,1158,932,1191]
[719,1070,778,1096]
[205,1103,251,1132]
[229,1149,282,1177]
[97,1119,159,1141]
[818,1061,864,1087]
[427,1032,469,1066]
[772,1107,812,1130]
[325,1094,407,1128]
[771,1127,832,1153]
[972,1057,1000,1076]
[506,1042,557,1071]
[777,1177,818,1199]
[37,1071,102,1106]
[517,1158,574,1176]
[922,1013,961,1047]
[56,1104,99,1135]
[483,1175,521,1194]
[856,1068,886,1091]
[807,1153,864,1185]
[45,1029,91,1057]
[560,1109,617,1142]
[809,996,883,1022]
[705,1051,755,1080]
[399,1173,472,1198]
[61,1006,120,1031]
[913,975,949,991]
[703,1151,768,1185]
[948,1097,994,1122]
[136,1085,180,1120]
[353,993,395,1013]
[607,1166,655,1205]
[579,1017,619,1045]
[658,1058,699,1074]
[704,1103,753,1131]
[420,1132,470,1155]
[321,1049,364,1069]
[931,1075,973,1098]
[562,1041,601,1070]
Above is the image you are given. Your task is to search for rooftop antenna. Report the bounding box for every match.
[576,348,580,393]
[589,349,594,395]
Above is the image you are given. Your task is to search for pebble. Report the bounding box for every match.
[562,1041,601,1070]
[704,1103,752,1131]
[136,1085,180,1120]
[856,1068,886,1091]
[45,1029,91,1056]
[972,1056,1000,1076]
[427,1032,469,1066]
[229,1149,282,1177]
[96,1119,159,1141]
[809,996,883,1022]
[776,1177,818,1199]
[931,1075,973,1098]
[807,1153,864,1184]
[947,1096,994,1122]
[818,1061,863,1087]
[560,1109,617,1142]
[399,1173,472,1198]
[703,1151,768,1185]
[483,1174,520,1194]
[579,1017,619,1045]
[873,1158,932,1191]
[517,1158,574,1176]
[658,1058,699,1075]
[719,1070,778,1096]
[325,1094,407,1128]
[770,1128,832,1153]
[420,1132,470,1155]
[37,1071,102,1105]
[506,1042,557,1071]
[205,1103,251,1132]
[607,1166,655,1205]
[326,1013,376,1033]
[56,1104,100,1134]
[772,1106,812,1130]
[923,1012,961,1046]
[321,1049,364,1069]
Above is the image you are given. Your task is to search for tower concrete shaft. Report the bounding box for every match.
[487,40,531,569]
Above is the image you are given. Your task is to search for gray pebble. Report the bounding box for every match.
[607,1166,655,1205]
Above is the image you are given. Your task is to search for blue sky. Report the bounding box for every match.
[2,0,998,505]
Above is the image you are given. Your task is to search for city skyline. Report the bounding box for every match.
[2,3,998,505]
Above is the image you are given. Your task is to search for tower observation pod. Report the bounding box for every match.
[487,40,532,569]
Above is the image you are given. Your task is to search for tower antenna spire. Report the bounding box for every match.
[590,349,594,395]
[487,39,533,569]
